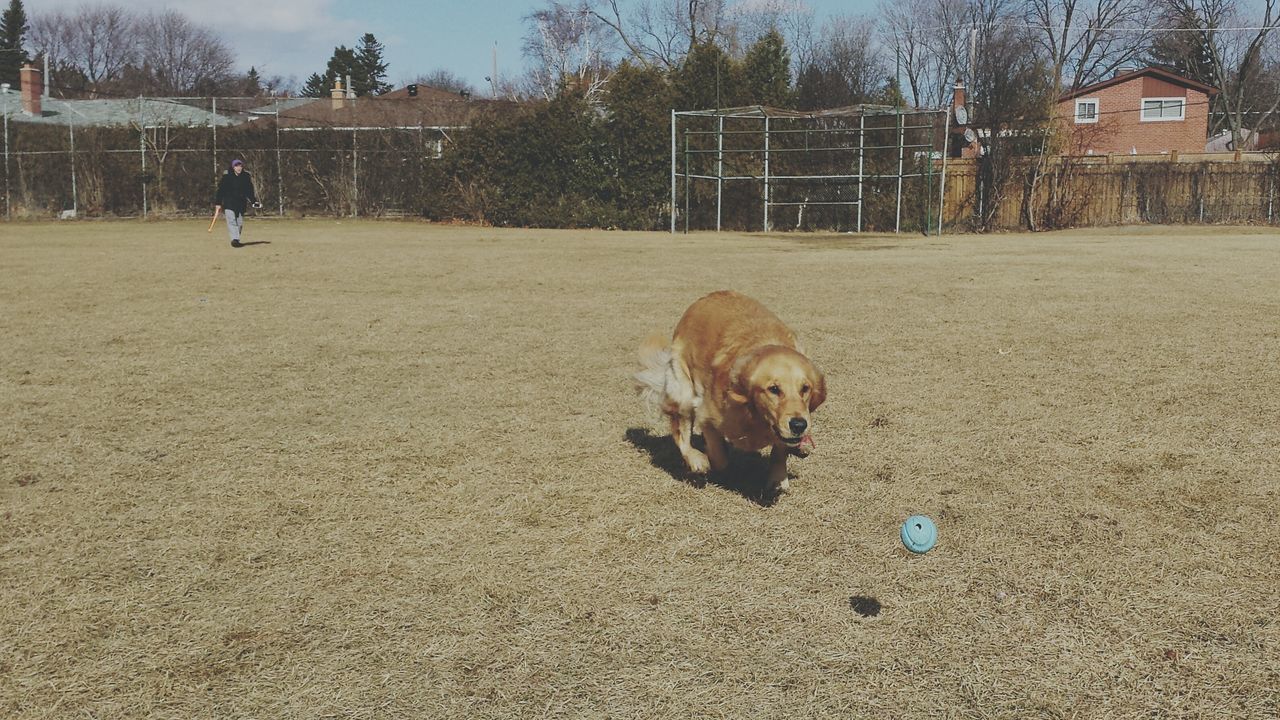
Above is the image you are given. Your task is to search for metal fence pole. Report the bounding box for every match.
[857,114,864,232]
[352,127,359,218]
[763,115,770,232]
[3,91,9,220]
[670,109,677,234]
[275,99,283,216]
[211,96,217,179]
[69,122,77,215]
[895,111,904,233]
[926,114,935,234]
[938,109,950,236]
[1268,165,1275,223]
[139,97,147,219]
[684,129,690,233]
[716,115,723,232]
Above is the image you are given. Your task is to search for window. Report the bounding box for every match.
[1075,99,1099,123]
[1141,98,1185,121]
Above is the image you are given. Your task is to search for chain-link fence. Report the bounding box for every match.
[1,96,450,220]
[672,106,949,234]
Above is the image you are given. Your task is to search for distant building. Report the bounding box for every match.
[275,80,504,131]
[2,64,234,128]
[1057,67,1217,155]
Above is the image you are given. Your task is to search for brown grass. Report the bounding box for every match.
[2,220,1278,718]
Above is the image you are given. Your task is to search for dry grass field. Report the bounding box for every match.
[2,219,1279,719]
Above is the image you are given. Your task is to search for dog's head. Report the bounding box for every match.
[728,346,827,448]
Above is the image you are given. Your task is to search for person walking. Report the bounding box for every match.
[214,158,261,247]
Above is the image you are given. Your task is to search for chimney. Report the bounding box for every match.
[951,80,966,116]
[331,78,345,110]
[1114,66,1136,79]
[20,64,42,117]
[345,74,354,99]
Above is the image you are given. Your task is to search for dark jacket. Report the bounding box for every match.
[215,170,257,214]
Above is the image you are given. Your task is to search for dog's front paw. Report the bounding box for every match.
[777,477,791,492]
[685,449,711,474]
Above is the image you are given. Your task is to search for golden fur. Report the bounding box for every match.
[636,291,827,491]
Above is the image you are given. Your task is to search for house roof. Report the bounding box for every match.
[381,84,471,103]
[1,93,236,127]
[272,91,511,129]
[1059,67,1219,102]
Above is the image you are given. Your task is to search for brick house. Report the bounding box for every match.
[1057,67,1217,155]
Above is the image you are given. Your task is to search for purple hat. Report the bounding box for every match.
[231,159,244,167]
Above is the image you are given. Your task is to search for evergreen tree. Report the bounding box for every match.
[302,72,329,97]
[672,40,740,110]
[605,61,673,223]
[305,36,390,98]
[1149,11,1215,87]
[741,30,792,108]
[325,45,360,93]
[794,63,856,110]
[876,75,906,107]
[0,0,29,88]
[244,66,262,96]
[355,33,390,95]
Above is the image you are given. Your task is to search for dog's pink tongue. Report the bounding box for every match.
[799,434,815,451]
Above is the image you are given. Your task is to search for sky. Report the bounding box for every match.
[31,0,874,95]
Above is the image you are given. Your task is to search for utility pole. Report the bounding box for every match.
[968,26,978,119]
[968,27,977,88]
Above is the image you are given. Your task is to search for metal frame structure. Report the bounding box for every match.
[671,104,950,234]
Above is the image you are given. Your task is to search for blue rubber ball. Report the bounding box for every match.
[901,515,938,554]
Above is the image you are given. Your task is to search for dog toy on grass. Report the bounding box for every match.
[900,515,937,554]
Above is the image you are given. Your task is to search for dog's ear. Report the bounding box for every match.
[727,353,754,405]
[808,368,827,411]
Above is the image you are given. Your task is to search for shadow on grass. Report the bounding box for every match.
[232,241,272,248]
[624,427,785,507]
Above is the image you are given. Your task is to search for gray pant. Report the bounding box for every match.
[224,209,244,242]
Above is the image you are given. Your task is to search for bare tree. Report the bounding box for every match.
[970,17,1052,229]
[411,69,478,96]
[1183,0,1278,147]
[822,16,886,100]
[1026,0,1154,91]
[136,10,235,95]
[589,0,731,68]
[730,0,818,68]
[879,0,972,108]
[29,3,137,97]
[524,0,614,100]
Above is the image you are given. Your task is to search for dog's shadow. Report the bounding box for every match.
[624,427,791,507]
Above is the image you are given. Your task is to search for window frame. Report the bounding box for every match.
[1074,98,1099,124]
[1141,97,1186,122]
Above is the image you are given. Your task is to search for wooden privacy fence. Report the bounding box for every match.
[942,158,1280,231]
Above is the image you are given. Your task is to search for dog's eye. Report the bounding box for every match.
[801,385,811,395]
[768,385,782,396]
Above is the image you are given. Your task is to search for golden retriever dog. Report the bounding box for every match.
[636,290,827,492]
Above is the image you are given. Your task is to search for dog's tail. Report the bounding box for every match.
[634,333,672,413]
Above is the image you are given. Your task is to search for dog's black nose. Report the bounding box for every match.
[789,418,808,435]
